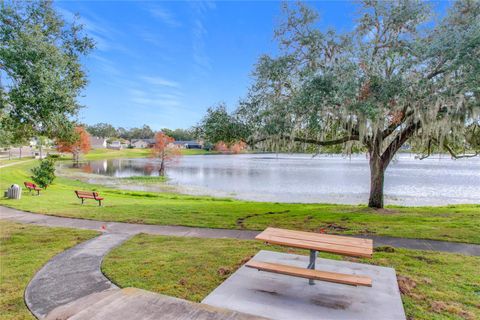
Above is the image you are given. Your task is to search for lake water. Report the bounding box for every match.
[79,153,480,206]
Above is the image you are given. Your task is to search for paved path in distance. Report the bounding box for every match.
[1,205,479,256]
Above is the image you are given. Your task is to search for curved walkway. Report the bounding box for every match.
[25,233,131,318]
[1,206,479,256]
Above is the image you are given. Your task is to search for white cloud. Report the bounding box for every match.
[56,6,123,52]
[127,78,185,111]
[131,97,181,108]
[190,1,216,77]
[149,7,181,27]
[91,55,121,76]
[140,76,180,88]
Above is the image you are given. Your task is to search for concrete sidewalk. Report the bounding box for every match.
[25,231,266,320]
[25,233,131,318]
[1,205,479,255]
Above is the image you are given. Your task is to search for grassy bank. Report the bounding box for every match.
[80,148,214,160]
[103,233,480,320]
[1,161,479,244]
[0,221,98,320]
[120,176,168,183]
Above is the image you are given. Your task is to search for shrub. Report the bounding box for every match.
[31,158,56,189]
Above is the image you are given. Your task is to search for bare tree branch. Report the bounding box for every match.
[418,139,433,160]
[382,108,415,139]
[442,142,479,159]
[248,134,359,147]
[286,134,359,146]
[382,121,421,166]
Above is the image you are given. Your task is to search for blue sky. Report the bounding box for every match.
[56,1,449,130]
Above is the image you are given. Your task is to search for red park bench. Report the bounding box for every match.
[24,182,41,196]
[74,190,104,206]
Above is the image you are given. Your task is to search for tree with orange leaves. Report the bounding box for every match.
[57,126,91,165]
[151,132,181,176]
[214,141,246,154]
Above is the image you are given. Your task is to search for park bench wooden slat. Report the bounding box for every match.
[246,260,372,287]
[74,190,104,206]
[260,227,372,250]
[257,233,373,258]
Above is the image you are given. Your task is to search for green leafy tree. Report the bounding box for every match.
[128,125,155,140]
[161,128,195,141]
[31,157,56,189]
[234,1,480,208]
[117,127,130,140]
[0,0,94,140]
[196,103,250,145]
[86,123,118,138]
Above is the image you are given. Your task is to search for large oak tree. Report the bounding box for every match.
[0,0,94,142]
[234,0,479,208]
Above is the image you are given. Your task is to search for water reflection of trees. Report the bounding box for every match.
[83,159,164,177]
[81,164,93,173]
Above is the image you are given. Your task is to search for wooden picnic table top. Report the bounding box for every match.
[255,227,373,258]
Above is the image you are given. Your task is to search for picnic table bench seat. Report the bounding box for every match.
[24,182,41,195]
[245,260,372,287]
[246,227,373,287]
[74,190,104,206]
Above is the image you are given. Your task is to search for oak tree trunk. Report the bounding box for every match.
[368,131,387,209]
[368,155,386,208]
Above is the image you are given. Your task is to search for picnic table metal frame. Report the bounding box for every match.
[307,250,318,285]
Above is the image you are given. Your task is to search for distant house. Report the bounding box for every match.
[89,136,107,149]
[131,139,155,148]
[170,140,203,149]
[108,140,123,150]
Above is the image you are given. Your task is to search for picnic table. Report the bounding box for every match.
[246,227,373,287]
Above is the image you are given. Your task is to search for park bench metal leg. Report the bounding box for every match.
[307,249,317,285]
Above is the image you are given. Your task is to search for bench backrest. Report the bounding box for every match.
[24,182,37,188]
[75,190,100,199]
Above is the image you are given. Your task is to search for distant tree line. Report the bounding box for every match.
[85,123,195,141]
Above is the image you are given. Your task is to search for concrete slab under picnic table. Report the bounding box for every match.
[202,250,406,320]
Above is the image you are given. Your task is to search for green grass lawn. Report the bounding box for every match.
[0,221,98,320]
[102,233,480,320]
[1,161,479,244]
